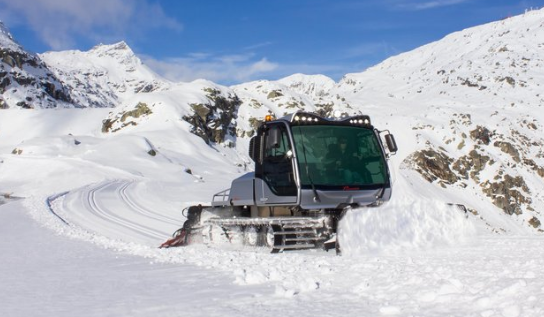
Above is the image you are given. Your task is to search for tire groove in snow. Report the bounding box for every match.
[118,181,180,225]
[53,179,172,244]
[86,180,167,240]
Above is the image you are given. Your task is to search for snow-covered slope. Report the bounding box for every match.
[335,9,544,107]
[277,73,335,100]
[0,21,71,109]
[327,9,544,230]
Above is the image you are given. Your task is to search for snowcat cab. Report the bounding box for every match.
[161,111,397,253]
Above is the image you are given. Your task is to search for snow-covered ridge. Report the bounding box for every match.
[0,21,72,109]
[335,7,544,106]
[40,41,171,108]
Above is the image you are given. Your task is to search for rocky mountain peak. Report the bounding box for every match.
[0,21,72,109]
[88,41,142,70]
[40,41,170,108]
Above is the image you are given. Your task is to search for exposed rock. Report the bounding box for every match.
[494,141,521,163]
[470,126,493,145]
[497,76,516,87]
[457,139,466,150]
[190,104,210,121]
[241,117,264,137]
[453,113,472,126]
[528,216,541,228]
[121,102,152,122]
[453,149,491,182]
[267,90,283,99]
[102,102,152,133]
[405,148,459,187]
[481,174,530,215]
[523,159,544,178]
[182,88,241,145]
[280,100,305,109]
[315,103,335,118]
[248,99,262,109]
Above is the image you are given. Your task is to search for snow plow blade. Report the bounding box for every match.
[159,228,188,248]
[159,205,203,248]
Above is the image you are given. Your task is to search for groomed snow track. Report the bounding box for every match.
[48,180,183,245]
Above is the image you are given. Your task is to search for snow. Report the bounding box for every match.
[2,192,544,316]
[2,105,544,317]
[0,20,23,53]
[2,8,544,317]
[0,202,255,317]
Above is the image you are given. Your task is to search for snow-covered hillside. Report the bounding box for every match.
[1,107,543,317]
[331,9,544,229]
[1,8,544,232]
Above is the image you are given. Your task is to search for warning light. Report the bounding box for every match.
[265,114,274,122]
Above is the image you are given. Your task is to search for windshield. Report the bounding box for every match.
[291,125,388,189]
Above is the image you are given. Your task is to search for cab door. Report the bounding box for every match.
[254,123,297,205]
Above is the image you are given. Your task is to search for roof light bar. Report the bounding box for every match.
[292,113,322,124]
[289,111,372,127]
[346,115,371,126]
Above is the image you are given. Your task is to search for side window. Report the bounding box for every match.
[262,125,296,196]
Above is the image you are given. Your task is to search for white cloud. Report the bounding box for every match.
[390,0,470,11]
[142,53,279,85]
[242,41,274,51]
[142,48,370,85]
[0,0,182,50]
[413,0,469,10]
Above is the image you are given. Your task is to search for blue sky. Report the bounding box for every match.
[1,0,542,85]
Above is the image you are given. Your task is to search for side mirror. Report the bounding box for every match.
[266,127,281,150]
[385,134,398,155]
[249,136,257,162]
[249,135,263,163]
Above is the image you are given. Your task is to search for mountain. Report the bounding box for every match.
[40,42,171,108]
[0,21,71,109]
[2,9,544,232]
